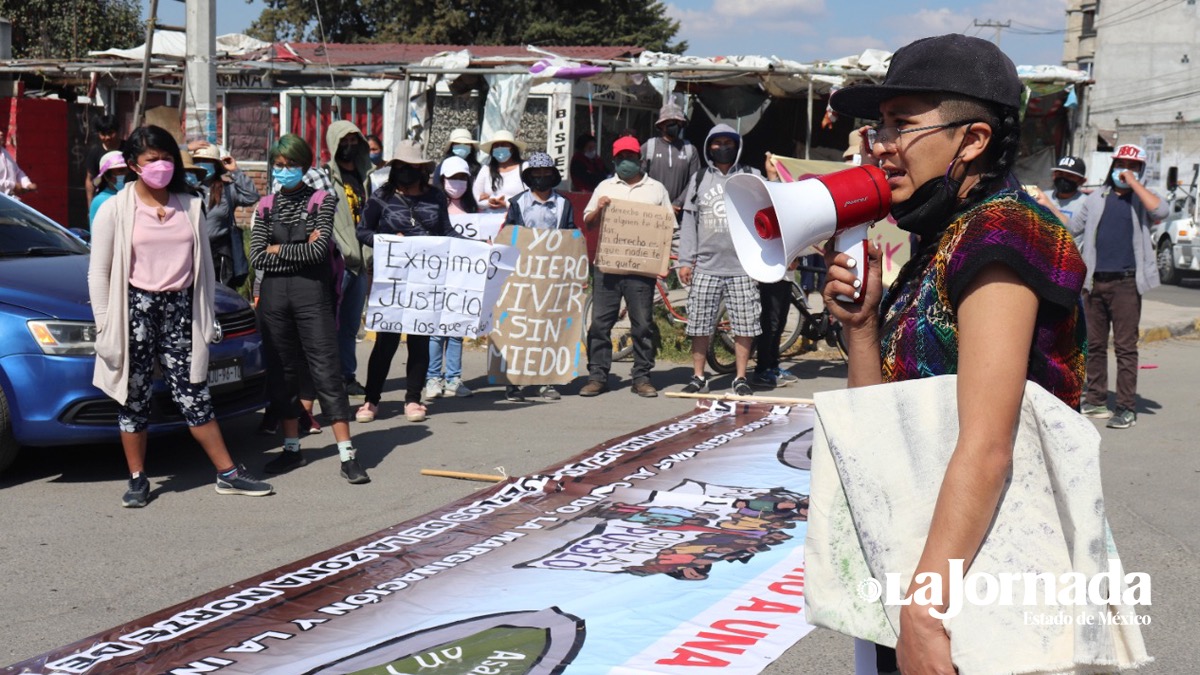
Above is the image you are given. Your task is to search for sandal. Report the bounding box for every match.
[404,402,427,422]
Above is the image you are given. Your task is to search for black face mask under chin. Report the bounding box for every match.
[889,173,964,239]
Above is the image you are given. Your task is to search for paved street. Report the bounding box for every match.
[2,290,1199,671]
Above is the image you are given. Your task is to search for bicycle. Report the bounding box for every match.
[705,269,848,375]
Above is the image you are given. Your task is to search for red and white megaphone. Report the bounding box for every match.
[725,165,891,302]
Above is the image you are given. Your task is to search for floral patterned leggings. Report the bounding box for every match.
[118,286,215,433]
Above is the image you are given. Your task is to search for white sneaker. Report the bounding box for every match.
[445,377,473,397]
[423,377,444,400]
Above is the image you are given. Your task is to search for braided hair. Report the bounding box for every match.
[883,94,1021,312]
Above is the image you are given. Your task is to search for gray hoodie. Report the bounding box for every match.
[679,124,760,276]
[323,120,373,274]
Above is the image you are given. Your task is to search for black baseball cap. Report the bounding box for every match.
[831,34,1023,121]
[1053,156,1087,179]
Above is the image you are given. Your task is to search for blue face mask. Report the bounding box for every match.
[452,144,472,159]
[201,164,216,181]
[113,175,126,190]
[274,166,305,190]
[185,172,201,188]
[1111,168,1134,190]
[369,152,384,164]
[492,147,512,163]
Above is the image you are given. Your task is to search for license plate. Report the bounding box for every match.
[208,363,242,387]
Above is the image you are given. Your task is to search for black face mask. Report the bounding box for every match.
[709,145,737,165]
[526,173,561,192]
[1053,177,1079,195]
[336,144,357,163]
[390,164,423,188]
[889,174,965,239]
[663,123,682,138]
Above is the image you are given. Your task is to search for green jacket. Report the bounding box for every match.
[323,120,373,275]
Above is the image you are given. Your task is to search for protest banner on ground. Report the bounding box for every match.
[770,154,911,285]
[367,234,517,338]
[449,212,507,241]
[488,226,589,386]
[594,198,674,278]
[11,402,817,675]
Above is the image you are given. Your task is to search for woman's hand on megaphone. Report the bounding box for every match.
[822,238,884,328]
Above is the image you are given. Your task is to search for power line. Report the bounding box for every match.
[973,19,1011,47]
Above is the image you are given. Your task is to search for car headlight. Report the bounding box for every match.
[27,320,97,355]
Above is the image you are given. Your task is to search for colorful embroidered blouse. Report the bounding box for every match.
[879,190,1087,407]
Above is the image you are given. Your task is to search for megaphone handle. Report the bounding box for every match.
[833,223,871,304]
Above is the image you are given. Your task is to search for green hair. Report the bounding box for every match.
[270,133,313,168]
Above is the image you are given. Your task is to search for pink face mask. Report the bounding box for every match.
[443,178,468,199]
[137,160,175,189]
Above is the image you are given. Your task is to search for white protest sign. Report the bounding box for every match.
[488,226,589,386]
[368,235,517,338]
[449,212,506,241]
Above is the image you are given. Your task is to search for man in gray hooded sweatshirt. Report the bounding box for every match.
[678,124,761,397]
[323,121,373,396]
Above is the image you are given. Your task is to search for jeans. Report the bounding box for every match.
[587,270,656,383]
[338,269,370,382]
[364,333,430,406]
[428,335,463,380]
[1084,277,1142,411]
[756,280,793,373]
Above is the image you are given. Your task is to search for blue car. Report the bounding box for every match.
[0,194,266,473]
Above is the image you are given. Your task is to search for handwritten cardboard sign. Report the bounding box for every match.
[367,235,517,338]
[449,212,506,241]
[488,226,589,386]
[594,198,674,278]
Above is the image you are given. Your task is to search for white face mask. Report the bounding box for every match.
[444,178,468,199]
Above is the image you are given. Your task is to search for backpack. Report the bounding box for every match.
[255,190,347,318]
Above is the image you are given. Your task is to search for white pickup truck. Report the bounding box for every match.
[1154,166,1200,285]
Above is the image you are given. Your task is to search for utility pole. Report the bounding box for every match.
[185,0,218,143]
[973,19,1012,48]
[133,0,160,127]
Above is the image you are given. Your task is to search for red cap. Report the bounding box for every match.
[612,136,641,156]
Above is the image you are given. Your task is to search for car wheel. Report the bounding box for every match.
[0,389,18,474]
[1157,239,1179,285]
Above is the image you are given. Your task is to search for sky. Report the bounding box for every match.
[142,0,1069,66]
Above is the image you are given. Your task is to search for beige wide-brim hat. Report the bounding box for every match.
[843,128,861,159]
[388,139,435,167]
[180,151,207,177]
[192,144,223,162]
[443,128,479,152]
[479,130,527,155]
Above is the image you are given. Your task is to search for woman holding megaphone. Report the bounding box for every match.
[820,35,1088,674]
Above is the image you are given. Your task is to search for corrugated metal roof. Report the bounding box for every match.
[267,43,643,67]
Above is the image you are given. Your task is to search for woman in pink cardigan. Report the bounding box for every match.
[88,125,273,508]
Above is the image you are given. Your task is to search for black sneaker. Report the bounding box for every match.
[263,450,307,474]
[340,457,371,484]
[215,466,274,496]
[682,376,709,394]
[345,379,366,397]
[505,385,526,402]
[731,377,754,396]
[122,475,151,508]
[750,370,777,388]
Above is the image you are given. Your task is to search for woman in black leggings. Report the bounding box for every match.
[355,140,458,424]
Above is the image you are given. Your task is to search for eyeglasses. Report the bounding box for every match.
[866,120,980,149]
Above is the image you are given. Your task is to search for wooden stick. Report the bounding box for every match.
[665,392,814,405]
[420,469,507,483]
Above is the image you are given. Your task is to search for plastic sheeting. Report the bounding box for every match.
[88,32,271,60]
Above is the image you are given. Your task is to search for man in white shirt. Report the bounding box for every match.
[0,130,36,200]
[581,136,672,398]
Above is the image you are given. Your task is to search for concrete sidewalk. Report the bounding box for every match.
[1139,290,1200,343]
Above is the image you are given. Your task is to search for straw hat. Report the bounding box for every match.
[192,144,224,162]
[479,130,527,155]
[443,128,479,152]
[388,139,435,167]
[93,150,126,187]
[180,151,207,177]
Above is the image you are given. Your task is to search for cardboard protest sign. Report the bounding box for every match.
[770,154,911,285]
[367,235,517,338]
[594,198,674,278]
[488,226,589,386]
[449,212,506,241]
[12,401,817,675]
